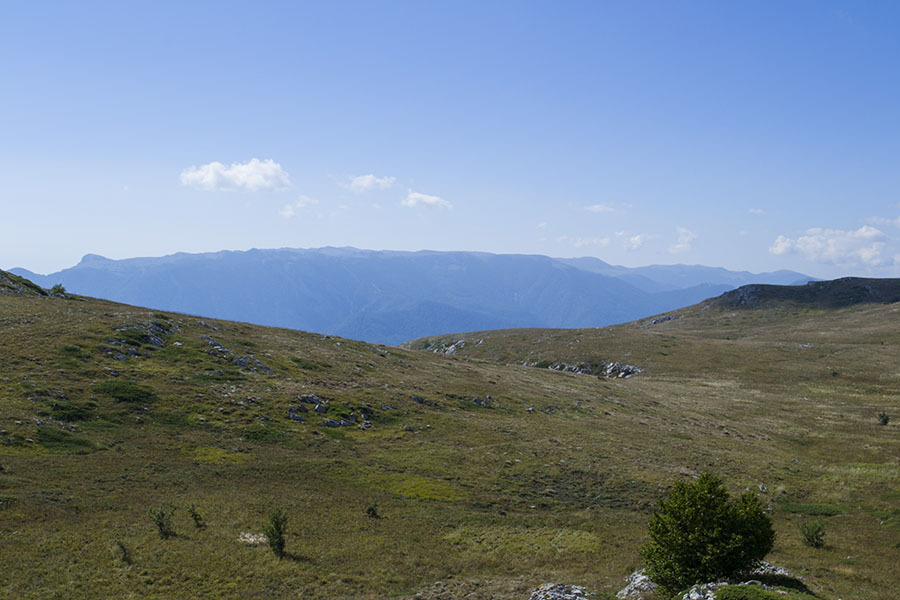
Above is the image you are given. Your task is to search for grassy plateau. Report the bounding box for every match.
[1,274,898,599]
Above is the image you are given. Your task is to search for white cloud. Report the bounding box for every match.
[180,158,290,192]
[615,231,651,251]
[749,208,765,215]
[278,195,318,219]
[402,191,452,209]
[769,226,890,266]
[866,215,900,228]
[345,174,396,193]
[584,203,614,213]
[536,221,547,230]
[669,226,697,254]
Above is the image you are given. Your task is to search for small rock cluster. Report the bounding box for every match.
[615,569,656,599]
[601,362,641,378]
[528,583,593,600]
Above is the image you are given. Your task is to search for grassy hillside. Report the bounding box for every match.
[1,277,899,599]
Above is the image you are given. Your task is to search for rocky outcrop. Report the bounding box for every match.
[524,360,642,379]
[616,563,802,600]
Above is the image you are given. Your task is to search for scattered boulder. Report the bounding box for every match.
[202,335,231,354]
[529,583,593,600]
[647,314,676,326]
[299,394,322,405]
[233,355,271,373]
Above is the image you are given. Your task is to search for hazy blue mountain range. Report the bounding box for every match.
[10,248,811,345]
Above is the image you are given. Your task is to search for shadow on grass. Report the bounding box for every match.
[755,574,816,596]
[282,552,314,563]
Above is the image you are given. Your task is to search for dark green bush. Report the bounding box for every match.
[878,411,890,426]
[365,501,380,519]
[641,473,775,595]
[798,519,825,548]
[263,506,288,558]
[94,380,157,404]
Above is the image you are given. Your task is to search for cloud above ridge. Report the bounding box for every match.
[180,158,290,192]
[769,225,890,266]
[669,226,697,253]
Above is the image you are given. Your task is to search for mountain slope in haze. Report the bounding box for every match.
[2,275,897,600]
[10,248,810,345]
[556,256,810,292]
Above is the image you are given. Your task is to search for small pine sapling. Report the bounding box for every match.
[263,506,288,558]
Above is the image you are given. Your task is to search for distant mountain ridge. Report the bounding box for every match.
[10,248,812,344]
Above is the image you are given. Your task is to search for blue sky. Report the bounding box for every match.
[2,0,899,278]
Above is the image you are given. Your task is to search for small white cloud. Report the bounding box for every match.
[402,190,452,209]
[615,231,651,251]
[180,158,290,192]
[345,174,396,193]
[669,226,697,254]
[537,221,547,230]
[278,195,318,219]
[749,208,765,215]
[769,225,890,266]
[584,203,615,213]
[576,236,610,248]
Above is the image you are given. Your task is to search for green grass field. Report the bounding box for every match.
[1,281,898,599]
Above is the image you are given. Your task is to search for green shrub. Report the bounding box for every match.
[798,519,825,548]
[149,505,176,539]
[878,411,890,426]
[50,283,66,295]
[94,380,157,404]
[188,504,206,530]
[263,506,288,558]
[365,501,380,519]
[640,473,775,595]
